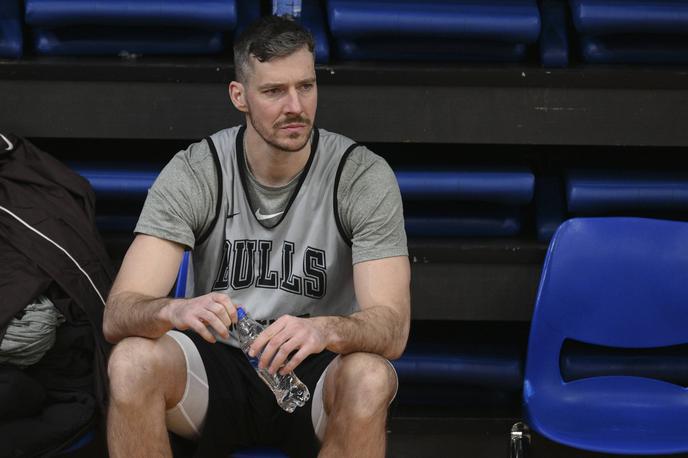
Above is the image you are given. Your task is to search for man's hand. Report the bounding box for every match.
[161,292,238,343]
[249,315,328,375]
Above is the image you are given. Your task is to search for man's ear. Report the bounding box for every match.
[229,81,248,113]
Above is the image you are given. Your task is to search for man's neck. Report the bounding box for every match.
[244,127,311,188]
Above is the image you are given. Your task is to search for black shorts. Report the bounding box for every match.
[182,331,337,458]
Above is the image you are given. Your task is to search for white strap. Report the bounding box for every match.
[0,134,13,151]
[0,205,106,306]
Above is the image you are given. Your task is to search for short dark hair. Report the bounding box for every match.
[233,15,315,83]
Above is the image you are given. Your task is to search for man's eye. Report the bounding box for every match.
[265,88,282,95]
[300,84,314,92]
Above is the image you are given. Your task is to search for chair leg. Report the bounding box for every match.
[509,422,531,458]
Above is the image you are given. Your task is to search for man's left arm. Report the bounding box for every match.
[250,255,410,375]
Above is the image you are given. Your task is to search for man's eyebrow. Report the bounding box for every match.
[257,82,283,90]
[257,77,316,91]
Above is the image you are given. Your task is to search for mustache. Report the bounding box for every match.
[274,117,311,129]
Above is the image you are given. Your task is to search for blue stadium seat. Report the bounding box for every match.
[335,38,529,63]
[400,168,534,237]
[25,0,241,56]
[397,170,533,204]
[534,175,566,241]
[0,0,23,58]
[539,0,569,68]
[566,170,688,214]
[405,210,523,237]
[75,165,535,237]
[536,170,688,241]
[570,0,688,64]
[570,0,688,36]
[395,342,522,392]
[328,0,541,42]
[327,0,541,62]
[34,28,225,56]
[522,217,688,455]
[297,0,330,63]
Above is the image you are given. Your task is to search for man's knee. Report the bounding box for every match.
[329,353,397,417]
[108,336,182,406]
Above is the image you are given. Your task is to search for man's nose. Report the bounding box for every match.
[283,87,303,114]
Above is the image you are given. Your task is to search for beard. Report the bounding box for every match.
[248,113,313,153]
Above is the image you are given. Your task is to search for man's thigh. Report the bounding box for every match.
[164,330,339,448]
[165,330,209,440]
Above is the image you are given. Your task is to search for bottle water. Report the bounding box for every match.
[235,307,310,413]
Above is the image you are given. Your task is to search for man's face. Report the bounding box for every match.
[242,46,317,152]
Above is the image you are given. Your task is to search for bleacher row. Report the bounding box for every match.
[74,164,688,242]
[3,0,688,66]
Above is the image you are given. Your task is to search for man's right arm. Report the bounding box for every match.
[103,234,237,344]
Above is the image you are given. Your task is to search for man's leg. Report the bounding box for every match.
[107,335,187,457]
[318,352,398,458]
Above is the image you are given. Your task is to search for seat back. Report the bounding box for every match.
[530,217,688,352]
[174,251,191,298]
[524,217,688,452]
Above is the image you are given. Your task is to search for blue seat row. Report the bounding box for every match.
[328,0,540,63]
[75,164,688,241]
[4,0,688,64]
[73,164,535,238]
[0,0,329,60]
[571,0,688,64]
[537,170,688,240]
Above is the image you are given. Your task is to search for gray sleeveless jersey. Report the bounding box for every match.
[190,126,359,346]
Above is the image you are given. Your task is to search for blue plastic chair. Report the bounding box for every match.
[520,217,688,455]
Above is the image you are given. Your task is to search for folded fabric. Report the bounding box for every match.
[0,295,65,368]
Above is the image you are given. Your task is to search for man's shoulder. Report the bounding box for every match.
[317,128,382,165]
[207,126,242,155]
[317,128,358,153]
[173,126,242,167]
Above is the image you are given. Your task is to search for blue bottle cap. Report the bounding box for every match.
[237,307,246,320]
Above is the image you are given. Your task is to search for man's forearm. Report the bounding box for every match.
[313,305,409,360]
[103,292,176,344]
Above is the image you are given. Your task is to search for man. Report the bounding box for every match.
[103,15,410,458]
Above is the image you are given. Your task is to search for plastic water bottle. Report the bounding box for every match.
[235,307,310,413]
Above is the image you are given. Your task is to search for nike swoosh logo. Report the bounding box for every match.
[255,209,284,221]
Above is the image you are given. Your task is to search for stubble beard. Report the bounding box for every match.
[248,113,312,153]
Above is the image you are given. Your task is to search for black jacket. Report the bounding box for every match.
[0,133,113,456]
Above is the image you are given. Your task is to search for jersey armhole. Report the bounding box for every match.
[196,137,223,246]
[333,143,360,247]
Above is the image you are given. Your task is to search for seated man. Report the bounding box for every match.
[103,15,410,458]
